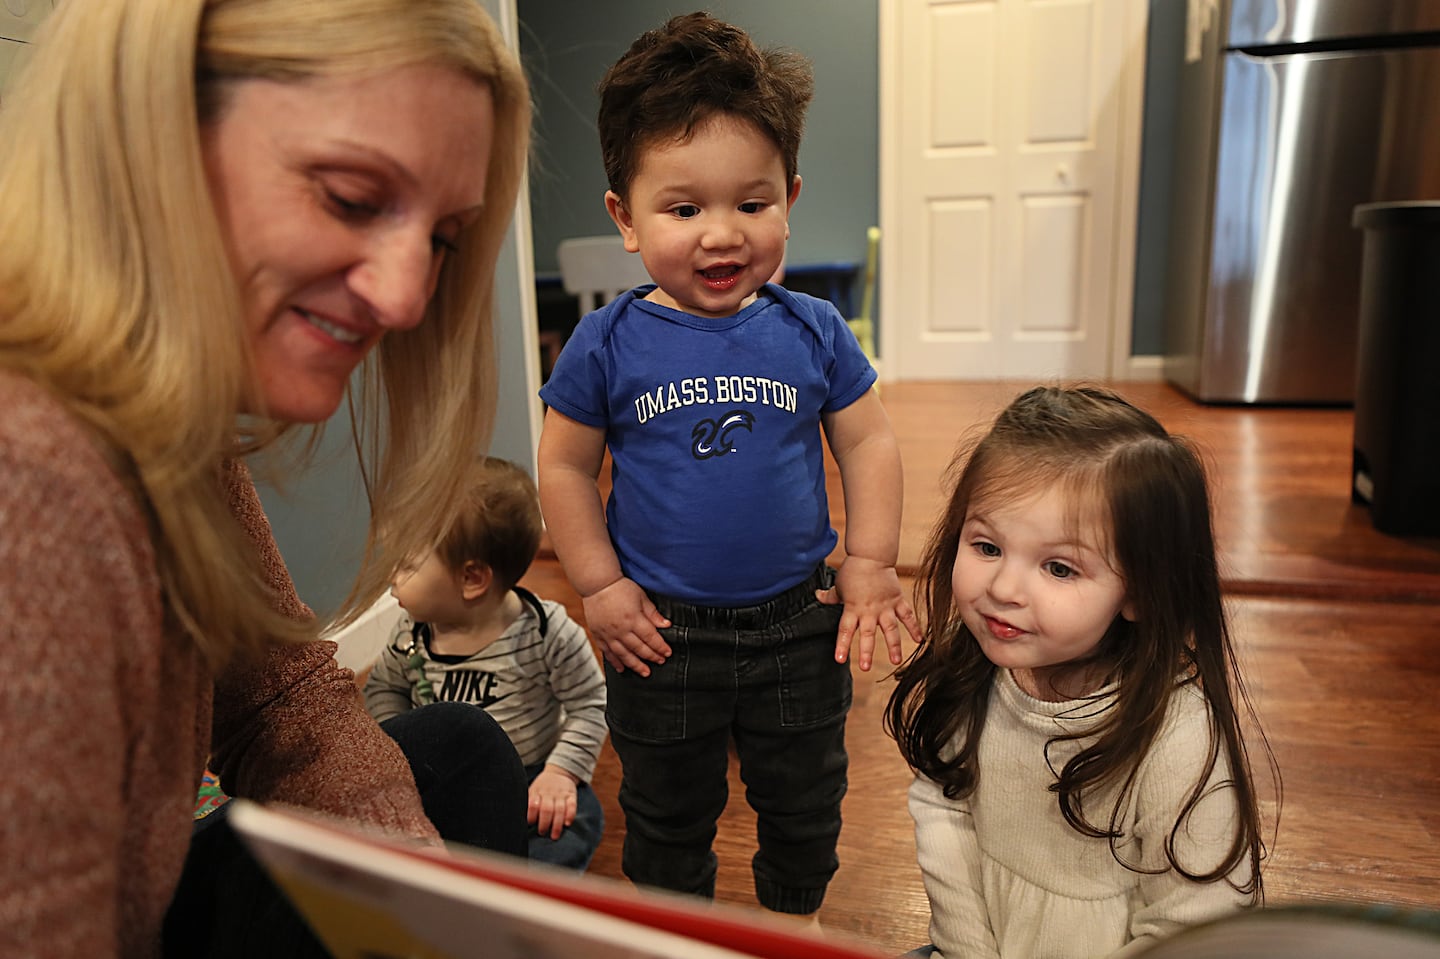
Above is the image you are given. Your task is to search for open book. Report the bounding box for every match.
[228,800,891,959]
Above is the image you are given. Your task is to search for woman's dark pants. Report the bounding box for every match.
[163,701,528,957]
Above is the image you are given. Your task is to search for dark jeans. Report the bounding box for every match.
[607,565,851,915]
[381,703,529,857]
[525,762,605,870]
[162,702,528,958]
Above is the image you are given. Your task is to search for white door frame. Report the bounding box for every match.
[482,0,546,472]
[877,0,1150,382]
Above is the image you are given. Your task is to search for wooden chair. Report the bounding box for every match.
[545,236,652,377]
[556,235,652,316]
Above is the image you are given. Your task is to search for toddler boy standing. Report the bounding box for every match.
[537,12,918,917]
[365,457,607,870]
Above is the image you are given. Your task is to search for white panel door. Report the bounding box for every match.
[880,0,1146,381]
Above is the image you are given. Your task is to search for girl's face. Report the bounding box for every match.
[202,64,495,423]
[951,481,1134,701]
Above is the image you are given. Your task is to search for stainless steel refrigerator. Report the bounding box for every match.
[1163,0,1440,404]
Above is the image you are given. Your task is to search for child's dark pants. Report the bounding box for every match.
[606,565,851,916]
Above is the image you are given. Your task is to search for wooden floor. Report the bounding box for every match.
[519,380,1440,953]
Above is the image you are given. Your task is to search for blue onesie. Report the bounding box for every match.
[539,282,876,605]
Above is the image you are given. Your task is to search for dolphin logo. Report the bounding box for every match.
[691,409,755,459]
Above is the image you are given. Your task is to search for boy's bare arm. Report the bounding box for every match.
[536,409,617,594]
[819,390,921,670]
[536,409,671,676]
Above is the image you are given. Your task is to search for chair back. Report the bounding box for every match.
[556,235,653,316]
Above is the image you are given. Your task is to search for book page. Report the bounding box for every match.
[229,801,890,959]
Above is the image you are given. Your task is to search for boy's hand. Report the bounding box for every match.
[815,556,921,671]
[582,577,672,677]
[528,766,580,840]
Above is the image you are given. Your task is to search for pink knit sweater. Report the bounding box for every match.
[0,371,439,957]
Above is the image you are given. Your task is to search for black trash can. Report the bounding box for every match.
[1350,201,1440,537]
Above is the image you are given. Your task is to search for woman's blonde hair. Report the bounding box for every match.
[0,0,530,666]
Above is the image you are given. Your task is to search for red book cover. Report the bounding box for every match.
[229,800,891,959]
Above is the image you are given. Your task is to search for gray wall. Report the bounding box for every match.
[519,0,880,280]
[251,410,374,622]
[1130,0,1184,357]
[520,0,1184,359]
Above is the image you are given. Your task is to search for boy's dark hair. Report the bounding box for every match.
[596,11,814,197]
[435,457,542,594]
[885,385,1276,899]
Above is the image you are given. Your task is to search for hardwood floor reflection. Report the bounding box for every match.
[863,380,1440,601]
[521,380,1440,953]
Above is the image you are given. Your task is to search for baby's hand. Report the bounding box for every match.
[528,766,579,840]
[581,577,671,677]
[815,556,921,671]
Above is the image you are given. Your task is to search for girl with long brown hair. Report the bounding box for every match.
[888,386,1276,958]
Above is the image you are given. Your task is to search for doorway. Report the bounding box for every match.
[879,0,1148,380]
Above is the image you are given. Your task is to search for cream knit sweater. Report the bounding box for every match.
[911,669,1250,959]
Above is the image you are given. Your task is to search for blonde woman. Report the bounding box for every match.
[0,0,531,954]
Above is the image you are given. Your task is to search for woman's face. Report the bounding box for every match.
[202,64,496,423]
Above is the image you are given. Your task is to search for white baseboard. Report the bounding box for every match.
[321,592,407,675]
[1118,354,1165,382]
